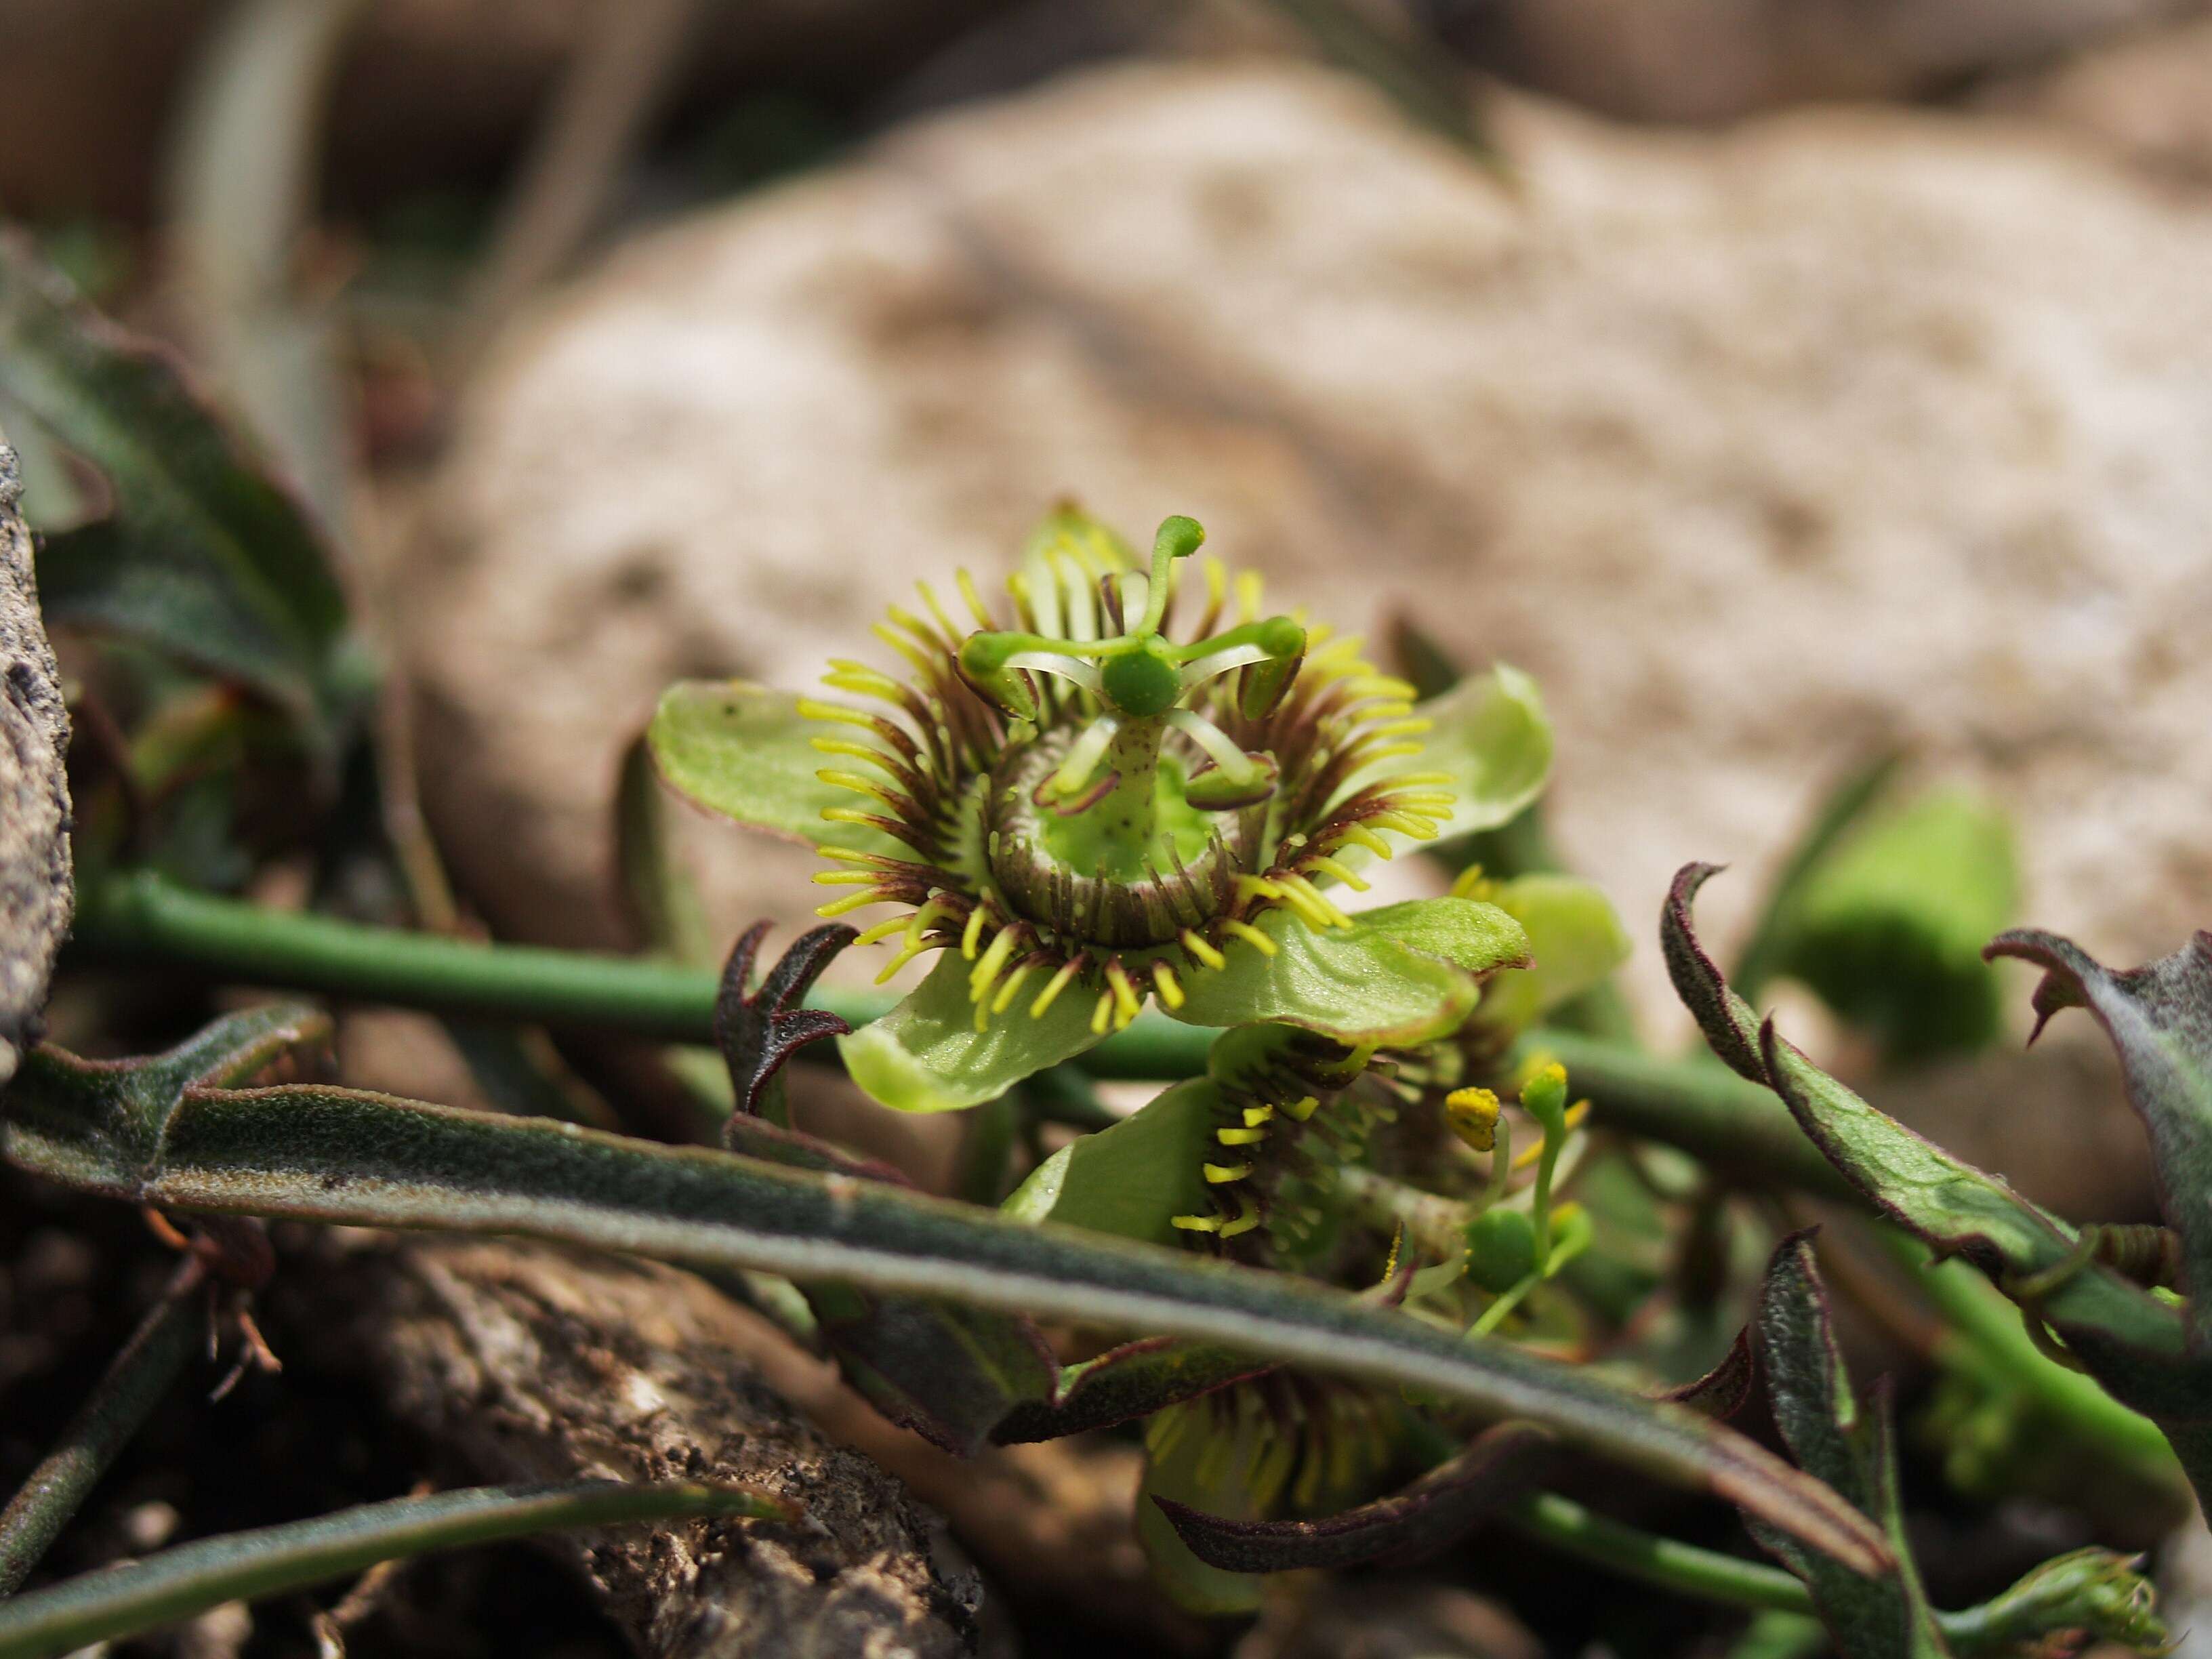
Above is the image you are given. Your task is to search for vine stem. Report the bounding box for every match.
[0,1261,203,1596]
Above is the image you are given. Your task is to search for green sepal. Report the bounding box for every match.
[1368,663,1552,843]
[838,951,1107,1113]
[1168,897,1529,1048]
[647,679,907,859]
[1473,875,1631,1038]
[1003,1077,1216,1247]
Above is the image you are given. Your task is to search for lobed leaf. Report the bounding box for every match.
[1984,928,2212,1349]
[0,1027,1891,1575]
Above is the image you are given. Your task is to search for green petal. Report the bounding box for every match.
[1372,664,1553,842]
[1003,1078,1218,1247]
[1167,897,1530,1047]
[647,679,904,859]
[1475,875,1632,1036]
[838,951,1106,1113]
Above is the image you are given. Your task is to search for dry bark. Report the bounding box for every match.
[299,1235,979,1659]
[0,442,71,1086]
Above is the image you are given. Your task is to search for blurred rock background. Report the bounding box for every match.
[7,0,2209,1225]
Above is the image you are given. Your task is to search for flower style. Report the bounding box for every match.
[650,506,1557,1113]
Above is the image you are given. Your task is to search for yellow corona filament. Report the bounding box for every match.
[991,964,1034,1015]
[1218,1195,1263,1238]
[1204,1162,1254,1184]
[810,870,882,886]
[1090,989,1115,1035]
[1216,1126,1266,1147]
[814,770,902,812]
[960,905,989,960]
[868,621,937,680]
[1242,1105,1275,1128]
[1179,929,1227,971]
[1445,1086,1501,1153]
[1105,962,1142,1027]
[969,925,1021,1000]
[813,889,893,917]
[853,917,909,947]
[1304,855,1370,892]
[796,698,879,729]
[956,568,996,630]
[1364,718,1435,741]
[1204,556,1227,613]
[1172,1212,1223,1234]
[1030,958,1082,1019]
[916,581,961,645]
[1268,880,1339,933]
[819,806,892,833]
[1234,571,1263,623]
[1151,961,1186,1010]
[1280,1094,1320,1122]
[1234,874,1285,903]
[1222,919,1278,956]
[808,737,899,770]
[1278,873,1353,928]
[1329,823,1396,860]
[1364,811,1441,841]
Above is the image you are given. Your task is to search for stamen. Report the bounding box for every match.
[1168,708,1262,781]
[1046,713,1120,798]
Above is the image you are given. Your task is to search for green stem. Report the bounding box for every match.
[0,1481,782,1658]
[1502,1491,1813,1616]
[0,1263,202,1596]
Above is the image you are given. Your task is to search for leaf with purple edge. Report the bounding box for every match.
[1984,928,2212,1349]
[714,920,858,1122]
[993,1337,1273,1443]
[1153,1420,1551,1574]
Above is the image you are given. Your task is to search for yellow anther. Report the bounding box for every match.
[1151,961,1186,1010]
[1445,1086,1501,1153]
[1090,989,1115,1035]
[960,906,989,960]
[1223,919,1278,956]
[1280,1094,1320,1122]
[1204,1162,1254,1184]
[1305,855,1370,892]
[1242,1105,1275,1128]
[1031,958,1082,1019]
[1180,929,1227,971]
[1217,1126,1266,1146]
[1172,1213,1223,1234]
[796,698,876,728]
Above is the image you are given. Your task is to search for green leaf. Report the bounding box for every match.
[992,1338,1269,1443]
[1,1024,1893,1576]
[1167,897,1530,1047]
[1734,753,1904,1002]
[1153,1420,1549,1574]
[1984,928,2212,1350]
[1003,1077,1216,1247]
[837,951,1107,1113]
[1474,875,1632,1037]
[0,1481,789,1659]
[0,232,358,750]
[1370,664,1552,844]
[647,679,907,859]
[1774,790,2020,1062]
[614,732,716,965]
[1748,1233,1946,1659]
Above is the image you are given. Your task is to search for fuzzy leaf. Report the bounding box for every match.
[1368,663,1552,842]
[1153,1420,1550,1574]
[1168,897,1529,1048]
[837,951,1107,1113]
[1003,1077,1216,1247]
[1,1025,1891,1574]
[1749,1233,1946,1659]
[1663,862,1770,1082]
[648,680,906,859]
[0,232,357,748]
[1984,928,2212,1348]
[1475,875,1632,1036]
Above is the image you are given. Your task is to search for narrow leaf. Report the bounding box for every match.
[1154,1420,1549,1574]
[1984,928,2212,1347]
[1662,862,1768,1082]
[0,1481,787,1659]
[992,1338,1270,1443]
[1,1038,1891,1574]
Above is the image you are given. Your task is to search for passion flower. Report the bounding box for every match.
[650,506,1556,1112]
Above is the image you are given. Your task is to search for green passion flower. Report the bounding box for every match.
[649,506,1555,1112]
